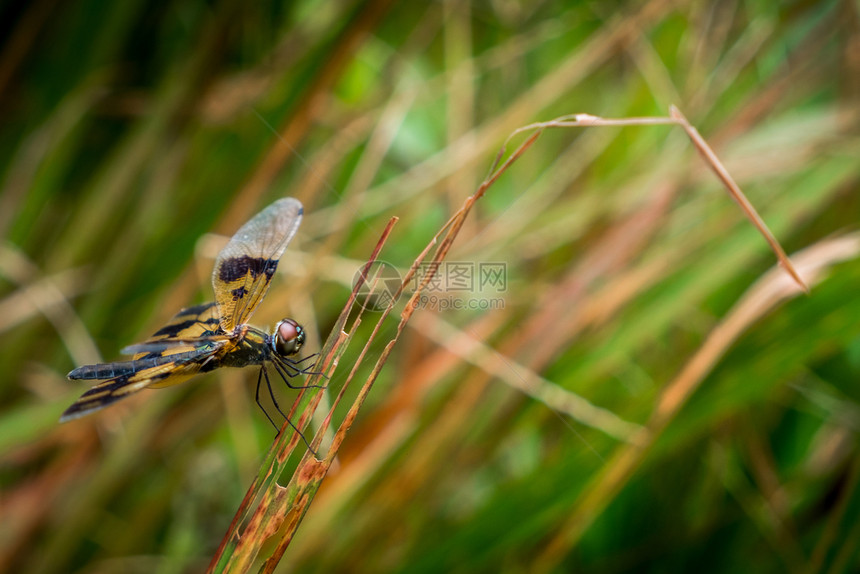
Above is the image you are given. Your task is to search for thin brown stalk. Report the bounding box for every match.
[207,219,399,573]
[495,107,808,292]
[669,105,808,292]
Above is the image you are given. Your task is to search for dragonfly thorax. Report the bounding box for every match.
[272,318,305,357]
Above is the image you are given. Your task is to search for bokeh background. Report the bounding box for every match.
[2,0,860,572]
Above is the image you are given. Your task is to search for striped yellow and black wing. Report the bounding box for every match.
[121,301,223,352]
[62,303,229,421]
[61,343,225,421]
[211,198,303,333]
[122,302,230,388]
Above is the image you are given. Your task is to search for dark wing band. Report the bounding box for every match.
[60,343,224,422]
[211,198,303,332]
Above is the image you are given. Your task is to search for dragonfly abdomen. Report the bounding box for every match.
[67,351,206,380]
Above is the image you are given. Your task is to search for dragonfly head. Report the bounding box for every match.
[273,318,305,357]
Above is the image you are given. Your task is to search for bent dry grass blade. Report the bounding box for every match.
[208,107,807,573]
[495,106,807,293]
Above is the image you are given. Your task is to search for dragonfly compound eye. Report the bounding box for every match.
[274,318,304,356]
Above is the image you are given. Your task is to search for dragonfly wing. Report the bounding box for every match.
[67,302,227,377]
[121,301,229,358]
[211,198,302,332]
[134,302,223,348]
[61,343,224,422]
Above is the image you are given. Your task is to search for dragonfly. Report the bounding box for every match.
[62,198,318,441]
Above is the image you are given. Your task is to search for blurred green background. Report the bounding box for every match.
[2,0,860,572]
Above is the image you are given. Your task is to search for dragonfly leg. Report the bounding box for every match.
[255,366,279,432]
[262,366,316,455]
[271,356,325,390]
